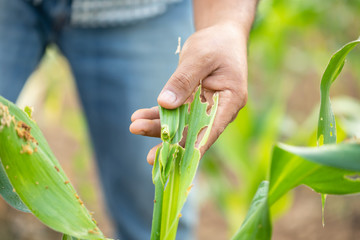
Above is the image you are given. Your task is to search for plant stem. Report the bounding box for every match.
[151,178,164,240]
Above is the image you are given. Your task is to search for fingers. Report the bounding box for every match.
[129,119,161,138]
[200,89,247,156]
[147,143,162,165]
[131,106,159,122]
[157,38,216,109]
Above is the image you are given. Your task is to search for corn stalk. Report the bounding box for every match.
[151,87,218,240]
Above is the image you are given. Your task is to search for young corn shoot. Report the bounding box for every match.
[151,87,218,240]
[231,39,360,240]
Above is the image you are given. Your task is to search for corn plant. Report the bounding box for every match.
[151,87,219,239]
[231,39,360,239]
[201,0,360,232]
[0,97,110,240]
[1,36,359,240]
[0,82,218,240]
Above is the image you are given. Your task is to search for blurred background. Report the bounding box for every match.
[1,0,360,239]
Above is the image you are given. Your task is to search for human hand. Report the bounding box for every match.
[130,22,249,165]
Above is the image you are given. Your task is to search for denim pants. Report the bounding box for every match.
[0,0,195,239]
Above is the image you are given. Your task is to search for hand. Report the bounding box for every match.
[130,22,249,165]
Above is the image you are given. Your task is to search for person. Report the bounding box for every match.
[0,0,257,239]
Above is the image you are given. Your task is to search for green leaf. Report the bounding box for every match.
[316,38,360,219]
[277,142,360,171]
[234,141,360,240]
[233,38,360,240]
[159,107,179,142]
[0,157,30,212]
[0,97,105,239]
[151,87,218,240]
[163,88,218,238]
[231,181,271,240]
[151,147,165,240]
[269,143,360,205]
[317,39,360,145]
[62,234,81,240]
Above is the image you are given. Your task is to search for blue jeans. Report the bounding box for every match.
[0,0,195,239]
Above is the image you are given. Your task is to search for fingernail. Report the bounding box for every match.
[159,90,177,104]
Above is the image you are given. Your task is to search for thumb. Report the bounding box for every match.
[158,59,211,109]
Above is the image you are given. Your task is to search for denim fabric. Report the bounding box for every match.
[0,0,196,239]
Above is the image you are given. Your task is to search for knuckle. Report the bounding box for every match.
[238,90,248,109]
[200,52,214,67]
[231,77,248,109]
[196,45,217,67]
[172,71,193,90]
[182,38,216,68]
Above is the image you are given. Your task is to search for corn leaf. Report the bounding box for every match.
[230,181,271,240]
[269,142,360,204]
[317,39,360,145]
[232,39,360,240]
[62,234,81,240]
[233,141,360,240]
[0,96,105,239]
[0,157,30,212]
[151,87,218,240]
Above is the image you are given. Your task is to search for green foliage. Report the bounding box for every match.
[151,87,218,240]
[232,39,360,239]
[0,97,107,239]
[230,181,271,240]
[62,235,82,240]
[318,40,360,145]
[202,1,360,232]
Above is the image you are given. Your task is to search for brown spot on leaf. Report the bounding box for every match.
[17,121,31,131]
[20,144,33,155]
[15,121,38,144]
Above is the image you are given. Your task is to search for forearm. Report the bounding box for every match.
[193,0,258,36]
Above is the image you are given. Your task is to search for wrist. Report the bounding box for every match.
[193,0,257,38]
[214,20,251,42]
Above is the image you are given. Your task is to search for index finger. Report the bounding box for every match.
[131,106,159,122]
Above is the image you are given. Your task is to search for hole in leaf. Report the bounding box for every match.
[345,174,360,182]
[199,87,215,114]
[179,126,188,148]
[195,126,208,149]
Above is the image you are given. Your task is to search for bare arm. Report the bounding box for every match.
[193,0,257,32]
